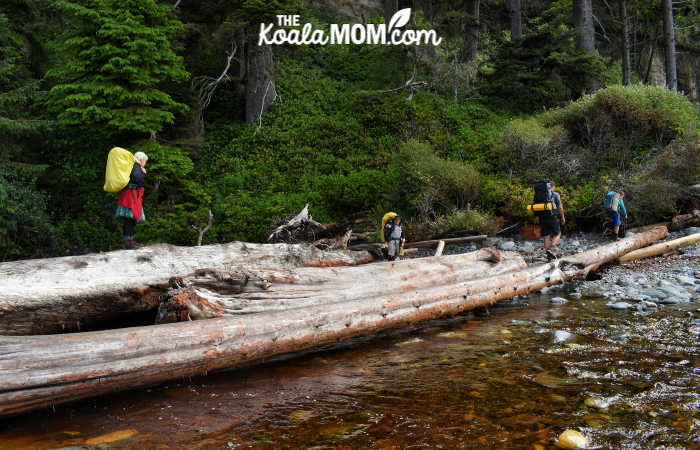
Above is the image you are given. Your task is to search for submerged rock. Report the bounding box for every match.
[551,297,568,305]
[499,240,516,251]
[640,288,668,301]
[609,302,633,310]
[510,320,530,326]
[553,330,574,343]
[611,332,630,342]
[677,275,696,286]
[569,292,582,299]
[555,429,588,449]
[520,242,535,252]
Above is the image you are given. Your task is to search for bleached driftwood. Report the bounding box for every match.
[668,210,700,231]
[0,227,668,417]
[0,242,373,336]
[618,232,700,262]
[154,249,518,323]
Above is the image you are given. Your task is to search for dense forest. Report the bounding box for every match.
[1,0,698,261]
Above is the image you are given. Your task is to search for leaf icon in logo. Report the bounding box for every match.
[389,8,411,30]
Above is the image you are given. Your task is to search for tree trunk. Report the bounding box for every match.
[465,0,480,62]
[0,243,374,336]
[573,0,597,91]
[661,0,677,91]
[620,0,631,85]
[423,0,433,23]
[618,233,700,262]
[245,28,276,125]
[0,227,667,418]
[384,0,397,25]
[510,0,522,40]
[573,0,595,56]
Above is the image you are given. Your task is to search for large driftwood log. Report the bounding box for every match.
[668,210,700,231]
[618,232,700,262]
[626,222,671,234]
[348,235,487,253]
[0,227,667,417]
[0,242,373,336]
[154,249,521,323]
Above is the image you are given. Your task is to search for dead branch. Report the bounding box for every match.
[375,65,429,101]
[192,42,240,112]
[191,210,213,246]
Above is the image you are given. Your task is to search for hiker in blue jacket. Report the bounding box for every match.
[605,191,628,239]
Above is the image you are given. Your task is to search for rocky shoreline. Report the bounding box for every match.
[420,227,700,312]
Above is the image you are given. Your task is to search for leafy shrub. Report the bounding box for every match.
[500,118,592,182]
[431,207,498,236]
[385,139,481,221]
[626,141,700,223]
[539,85,699,171]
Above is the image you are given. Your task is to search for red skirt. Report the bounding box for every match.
[116,188,145,223]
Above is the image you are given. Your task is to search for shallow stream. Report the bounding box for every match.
[1,295,698,449]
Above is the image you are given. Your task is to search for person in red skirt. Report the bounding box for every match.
[115,151,148,249]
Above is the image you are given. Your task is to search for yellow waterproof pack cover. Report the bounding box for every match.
[104,147,136,193]
[380,212,398,242]
[527,203,554,212]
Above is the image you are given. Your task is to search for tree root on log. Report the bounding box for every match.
[267,204,368,250]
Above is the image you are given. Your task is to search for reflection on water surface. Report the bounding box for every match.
[1,295,697,449]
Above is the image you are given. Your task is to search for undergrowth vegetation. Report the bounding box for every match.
[1,2,698,260]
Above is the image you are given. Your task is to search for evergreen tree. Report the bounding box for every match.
[44,0,189,136]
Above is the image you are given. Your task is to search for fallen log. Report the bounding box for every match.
[404,235,487,249]
[347,235,487,253]
[0,227,667,417]
[618,232,700,262]
[626,222,670,234]
[435,240,446,257]
[668,210,700,231]
[154,249,521,323]
[0,242,374,336]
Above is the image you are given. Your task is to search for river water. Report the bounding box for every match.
[1,295,697,449]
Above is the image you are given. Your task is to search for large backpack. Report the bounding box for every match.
[530,180,554,216]
[604,191,618,211]
[104,147,136,193]
[380,212,398,243]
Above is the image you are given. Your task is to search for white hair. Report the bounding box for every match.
[134,151,149,162]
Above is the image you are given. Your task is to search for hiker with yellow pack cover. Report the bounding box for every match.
[104,147,149,249]
[383,214,406,261]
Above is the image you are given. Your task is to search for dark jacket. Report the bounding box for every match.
[384,222,406,242]
[126,163,146,189]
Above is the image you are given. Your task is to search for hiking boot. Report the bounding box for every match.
[124,238,143,249]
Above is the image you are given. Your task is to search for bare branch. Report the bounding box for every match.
[375,64,429,101]
[257,79,277,129]
[192,42,239,112]
[191,210,213,246]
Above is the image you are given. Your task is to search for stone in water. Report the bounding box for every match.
[555,429,588,449]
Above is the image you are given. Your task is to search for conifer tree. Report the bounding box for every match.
[44,0,189,135]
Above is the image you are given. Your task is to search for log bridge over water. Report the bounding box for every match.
[0,227,669,417]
